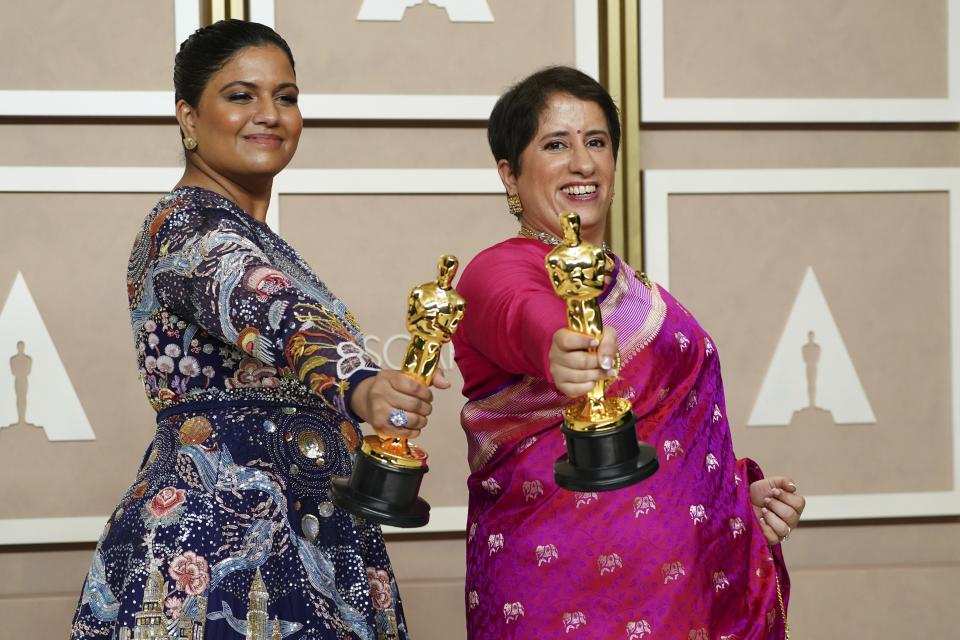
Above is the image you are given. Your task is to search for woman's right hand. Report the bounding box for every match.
[349,369,449,439]
[549,326,619,397]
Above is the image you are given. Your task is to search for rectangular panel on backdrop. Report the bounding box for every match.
[644,168,960,519]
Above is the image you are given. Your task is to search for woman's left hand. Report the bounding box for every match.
[749,476,805,546]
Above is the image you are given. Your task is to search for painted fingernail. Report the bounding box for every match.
[761,507,769,515]
[590,339,600,347]
[773,488,781,497]
[600,356,613,369]
[788,482,798,491]
[763,497,771,505]
[604,369,617,378]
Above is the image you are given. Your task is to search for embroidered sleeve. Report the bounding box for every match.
[150,206,378,416]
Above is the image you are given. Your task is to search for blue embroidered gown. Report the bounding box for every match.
[70,187,408,640]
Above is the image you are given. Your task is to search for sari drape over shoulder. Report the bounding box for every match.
[453,238,789,640]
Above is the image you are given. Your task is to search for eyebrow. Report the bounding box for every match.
[219,80,299,93]
[537,128,609,142]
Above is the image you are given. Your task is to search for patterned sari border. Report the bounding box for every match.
[620,282,667,362]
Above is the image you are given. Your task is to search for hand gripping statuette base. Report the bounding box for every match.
[546,212,658,491]
[331,255,465,527]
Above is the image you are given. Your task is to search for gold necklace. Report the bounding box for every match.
[517,224,561,246]
[517,224,610,253]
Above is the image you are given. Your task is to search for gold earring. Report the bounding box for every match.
[507,194,523,218]
[182,137,198,150]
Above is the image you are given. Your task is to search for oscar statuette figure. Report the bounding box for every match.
[331,255,465,527]
[546,212,658,491]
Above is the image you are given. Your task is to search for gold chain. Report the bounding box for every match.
[775,572,791,639]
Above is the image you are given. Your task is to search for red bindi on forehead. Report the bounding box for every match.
[576,129,581,134]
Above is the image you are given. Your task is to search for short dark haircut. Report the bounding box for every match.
[174,19,296,107]
[487,66,621,175]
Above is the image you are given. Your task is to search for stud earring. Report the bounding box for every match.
[182,137,198,150]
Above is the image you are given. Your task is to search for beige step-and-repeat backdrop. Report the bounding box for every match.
[1,1,959,637]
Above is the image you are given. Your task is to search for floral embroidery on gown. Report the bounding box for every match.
[70,187,407,640]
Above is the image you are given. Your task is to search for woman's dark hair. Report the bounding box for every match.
[174,19,296,106]
[487,66,621,175]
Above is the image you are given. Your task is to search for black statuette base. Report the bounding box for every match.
[554,412,659,492]
[330,453,430,528]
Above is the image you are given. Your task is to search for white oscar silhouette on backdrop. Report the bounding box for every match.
[0,272,95,440]
[357,0,494,22]
[10,340,31,426]
[748,266,876,427]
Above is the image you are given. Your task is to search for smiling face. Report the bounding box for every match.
[498,92,615,245]
[176,45,302,188]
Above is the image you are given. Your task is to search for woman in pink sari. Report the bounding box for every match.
[453,67,805,639]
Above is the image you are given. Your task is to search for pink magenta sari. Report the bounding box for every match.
[453,238,788,639]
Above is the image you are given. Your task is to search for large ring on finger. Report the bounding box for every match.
[388,409,409,428]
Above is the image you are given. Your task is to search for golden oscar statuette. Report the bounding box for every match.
[546,212,658,491]
[331,255,465,527]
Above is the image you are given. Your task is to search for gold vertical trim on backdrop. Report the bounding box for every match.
[601,0,643,268]
[602,1,625,254]
[202,0,248,26]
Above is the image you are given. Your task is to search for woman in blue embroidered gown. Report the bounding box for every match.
[70,21,439,640]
